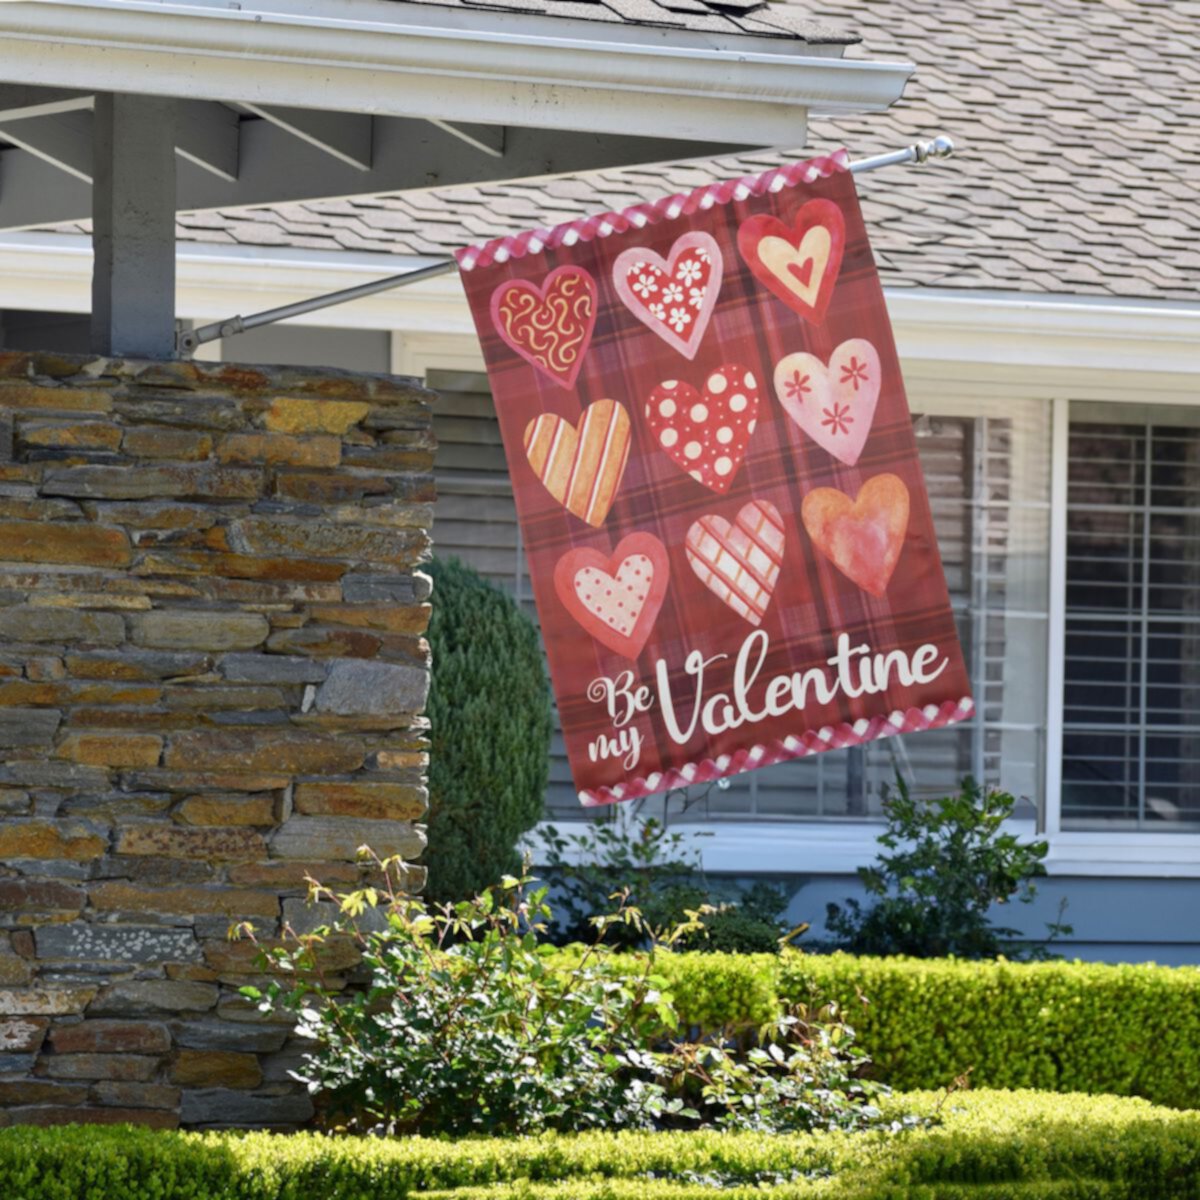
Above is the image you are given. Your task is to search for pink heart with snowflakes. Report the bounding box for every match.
[773,339,881,466]
[613,232,722,360]
[644,363,760,494]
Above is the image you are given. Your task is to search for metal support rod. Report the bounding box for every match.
[177,135,954,356]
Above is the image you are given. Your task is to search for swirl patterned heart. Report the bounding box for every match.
[553,532,670,659]
[612,232,722,360]
[490,266,598,389]
[645,363,760,494]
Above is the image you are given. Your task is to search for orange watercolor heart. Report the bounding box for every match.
[801,473,909,597]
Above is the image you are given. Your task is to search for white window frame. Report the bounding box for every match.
[1047,392,1200,875]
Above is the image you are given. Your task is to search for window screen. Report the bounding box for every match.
[1063,403,1200,830]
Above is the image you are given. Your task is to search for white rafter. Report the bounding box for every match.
[240,104,372,172]
[429,121,506,160]
[175,100,240,183]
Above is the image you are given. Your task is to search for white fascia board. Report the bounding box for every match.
[886,288,1200,377]
[0,0,913,146]
[3,235,1199,379]
[2,235,1198,381]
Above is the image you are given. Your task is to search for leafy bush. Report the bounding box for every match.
[243,856,883,1137]
[542,818,790,953]
[826,777,1070,959]
[425,557,553,903]
[5,1090,1200,1199]
[572,950,1200,1110]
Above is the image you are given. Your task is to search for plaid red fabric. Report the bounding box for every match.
[455,150,973,808]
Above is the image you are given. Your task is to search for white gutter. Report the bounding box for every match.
[0,0,913,145]
[2,235,1196,379]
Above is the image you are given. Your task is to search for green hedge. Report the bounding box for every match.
[582,951,1200,1110]
[4,1091,1199,1198]
[781,954,1200,1110]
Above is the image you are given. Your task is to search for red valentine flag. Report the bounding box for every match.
[455,150,973,808]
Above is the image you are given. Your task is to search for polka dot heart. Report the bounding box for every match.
[553,532,671,660]
[645,363,760,494]
[574,554,653,640]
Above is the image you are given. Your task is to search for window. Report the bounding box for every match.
[1062,403,1200,831]
[427,369,1052,825]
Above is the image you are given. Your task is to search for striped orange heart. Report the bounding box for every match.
[523,399,631,528]
[685,499,785,626]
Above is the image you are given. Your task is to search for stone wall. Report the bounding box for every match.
[0,352,434,1129]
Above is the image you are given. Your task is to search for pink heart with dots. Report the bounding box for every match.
[553,532,670,660]
[644,363,760,494]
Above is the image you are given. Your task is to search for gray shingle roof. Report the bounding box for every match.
[379,0,858,42]
[56,0,1200,303]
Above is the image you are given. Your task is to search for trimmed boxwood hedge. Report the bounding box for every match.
[780,954,1200,1110]
[580,951,1200,1110]
[3,1091,1199,1199]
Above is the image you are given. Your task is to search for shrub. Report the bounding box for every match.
[3,1090,1199,1199]
[779,953,1200,1110]
[424,557,553,903]
[573,950,1200,1110]
[542,818,790,952]
[244,857,883,1136]
[825,776,1070,959]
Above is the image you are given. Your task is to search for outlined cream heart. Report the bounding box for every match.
[757,226,832,308]
[737,199,846,324]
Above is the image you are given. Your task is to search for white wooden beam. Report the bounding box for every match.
[175,100,239,183]
[241,104,371,171]
[0,111,93,183]
[428,120,505,159]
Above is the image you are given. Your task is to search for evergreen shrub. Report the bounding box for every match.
[424,557,552,902]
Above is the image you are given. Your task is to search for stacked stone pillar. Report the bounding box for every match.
[0,352,433,1128]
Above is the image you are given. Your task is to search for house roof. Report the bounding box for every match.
[379,0,859,43]
[54,0,1200,303]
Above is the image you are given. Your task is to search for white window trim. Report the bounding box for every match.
[1042,397,1069,839]
[525,818,1200,879]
